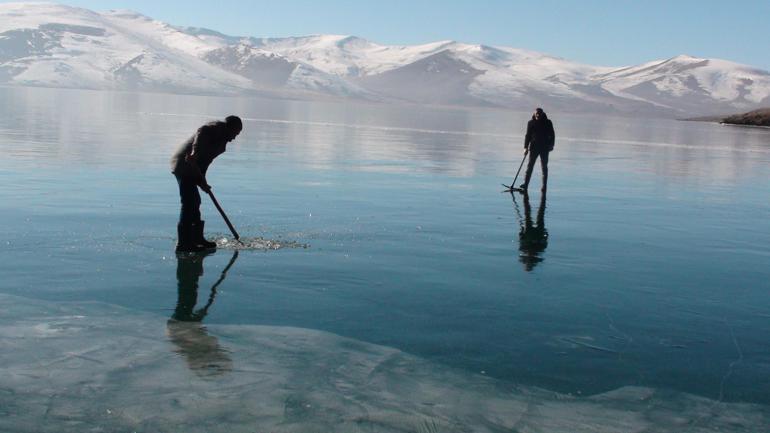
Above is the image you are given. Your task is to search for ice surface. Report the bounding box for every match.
[1,294,767,433]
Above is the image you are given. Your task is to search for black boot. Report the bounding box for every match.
[520,167,533,191]
[176,223,208,253]
[195,220,217,249]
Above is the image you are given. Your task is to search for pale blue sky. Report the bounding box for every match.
[5,0,770,69]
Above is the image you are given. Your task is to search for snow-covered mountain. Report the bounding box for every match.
[2,3,769,116]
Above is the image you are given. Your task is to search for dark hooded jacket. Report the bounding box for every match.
[524,115,555,152]
[170,121,231,177]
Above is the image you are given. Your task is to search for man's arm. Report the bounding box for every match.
[548,120,555,150]
[524,121,532,150]
[185,129,211,192]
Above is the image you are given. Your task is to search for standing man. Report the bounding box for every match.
[520,108,555,192]
[171,115,242,252]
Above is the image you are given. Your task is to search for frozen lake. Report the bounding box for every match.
[1,86,769,432]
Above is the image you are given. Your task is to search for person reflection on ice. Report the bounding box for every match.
[166,250,238,377]
[513,191,548,272]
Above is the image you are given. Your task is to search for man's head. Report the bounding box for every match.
[533,108,546,120]
[225,115,242,141]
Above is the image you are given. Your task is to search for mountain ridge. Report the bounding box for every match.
[1,2,769,116]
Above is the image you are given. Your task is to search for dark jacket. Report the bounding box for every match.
[170,121,230,177]
[524,118,555,151]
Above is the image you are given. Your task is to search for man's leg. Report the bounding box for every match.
[540,151,549,191]
[176,175,203,252]
[177,176,201,225]
[520,150,539,190]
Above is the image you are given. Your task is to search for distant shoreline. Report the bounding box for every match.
[681,108,770,128]
[680,115,724,123]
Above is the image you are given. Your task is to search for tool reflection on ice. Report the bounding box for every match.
[167,249,239,376]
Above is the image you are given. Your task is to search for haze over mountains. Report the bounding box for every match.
[2,2,769,116]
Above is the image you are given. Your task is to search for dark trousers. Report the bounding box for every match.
[175,174,201,225]
[523,147,549,188]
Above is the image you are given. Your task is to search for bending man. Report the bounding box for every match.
[171,115,242,252]
[520,108,555,192]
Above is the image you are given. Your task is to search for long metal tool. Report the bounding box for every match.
[206,190,243,244]
[502,149,528,191]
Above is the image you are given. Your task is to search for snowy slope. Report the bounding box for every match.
[200,42,371,96]
[595,55,770,112]
[248,35,459,77]
[1,2,769,115]
[0,3,252,92]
